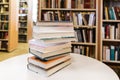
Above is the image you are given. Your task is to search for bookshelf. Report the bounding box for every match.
[0,0,19,52]
[100,0,120,63]
[18,0,33,42]
[37,0,98,59]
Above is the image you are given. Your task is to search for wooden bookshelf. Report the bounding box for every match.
[37,0,98,59]
[18,0,33,42]
[100,0,120,63]
[0,0,19,52]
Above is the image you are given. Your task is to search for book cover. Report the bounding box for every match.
[29,47,71,59]
[27,59,71,76]
[29,39,71,53]
[27,54,71,69]
[110,46,115,60]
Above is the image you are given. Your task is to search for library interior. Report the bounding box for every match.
[0,0,120,79]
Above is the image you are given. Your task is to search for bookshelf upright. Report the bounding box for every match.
[0,0,19,52]
[100,0,120,63]
[18,0,33,42]
[37,0,98,59]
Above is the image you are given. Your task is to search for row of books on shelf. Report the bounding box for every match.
[41,11,72,22]
[0,41,8,50]
[19,16,27,20]
[27,22,75,76]
[41,0,96,9]
[73,12,96,26]
[0,32,8,39]
[19,1,28,8]
[19,22,27,27]
[72,45,95,57]
[102,24,120,39]
[0,5,9,13]
[19,35,27,42]
[102,45,120,61]
[104,6,120,20]
[74,29,95,43]
[0,0,9,3]
[0,22,8,30]
[0,15,8,21]
[19,29,27,34]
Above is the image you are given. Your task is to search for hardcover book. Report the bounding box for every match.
[27,55,71,69]
[27,59,71,76]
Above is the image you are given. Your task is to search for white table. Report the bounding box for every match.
[0,53,119,80]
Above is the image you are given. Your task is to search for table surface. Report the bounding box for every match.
[0,53,119,80]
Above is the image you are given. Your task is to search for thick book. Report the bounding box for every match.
[27,59,71,76]
[29,39,71,53]
[27,54,71,69]
[32,37,76,44]
[29,48,71,60]
[33,26,75,39]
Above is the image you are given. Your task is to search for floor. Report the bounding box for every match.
[0,43,29,61]
[0,43,120,78]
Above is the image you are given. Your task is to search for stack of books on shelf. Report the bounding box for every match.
[27,22,76,76]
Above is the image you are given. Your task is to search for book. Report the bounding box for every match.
[27,54,71,69]
[29,47,71,60]
[33,25,75,39]
[29,39,71,53]
[33,37,76,44]
[27,59,71,76]
[110,46,115,60]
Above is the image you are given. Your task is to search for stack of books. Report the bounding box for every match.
[27,22,76,76]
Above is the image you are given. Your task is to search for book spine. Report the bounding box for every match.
[110,46,115,60]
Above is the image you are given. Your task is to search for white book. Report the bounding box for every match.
[33,26,74,33]
[102,27,105,39]
[110,25,115,39]
[66,0,71,8]
[27,59,71,76]
[37,37,76,44]
[29,47,71,59]
[27,55,71,69]
[106,47,110,61]
[33,26,75,39]
[33,32,75,39]
[29,39,71,53]
[88,12,95,26]
[78,13,83,26]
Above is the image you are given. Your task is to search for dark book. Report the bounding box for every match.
[75,29,83,42]
[84,14,89,25]
[114,7,120,20]
[117,46,120,61]
[71,0,75,8]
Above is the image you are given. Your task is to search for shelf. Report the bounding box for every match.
[19,27,27,29]
[0,3,9,4]
[72,42,96,46]
[0,48,7,51]
[41,8,96,11]
[0,30,8,32]
[0,21,9,22]
[102,60,120,64]
[19,8,28,10]
[19,20,27,22]
[0,39,8,41]
[0,12,9,15]
[102,20,120,22]
[19,14,27,16]
[19,33,27,35]
[103,39,120,42]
